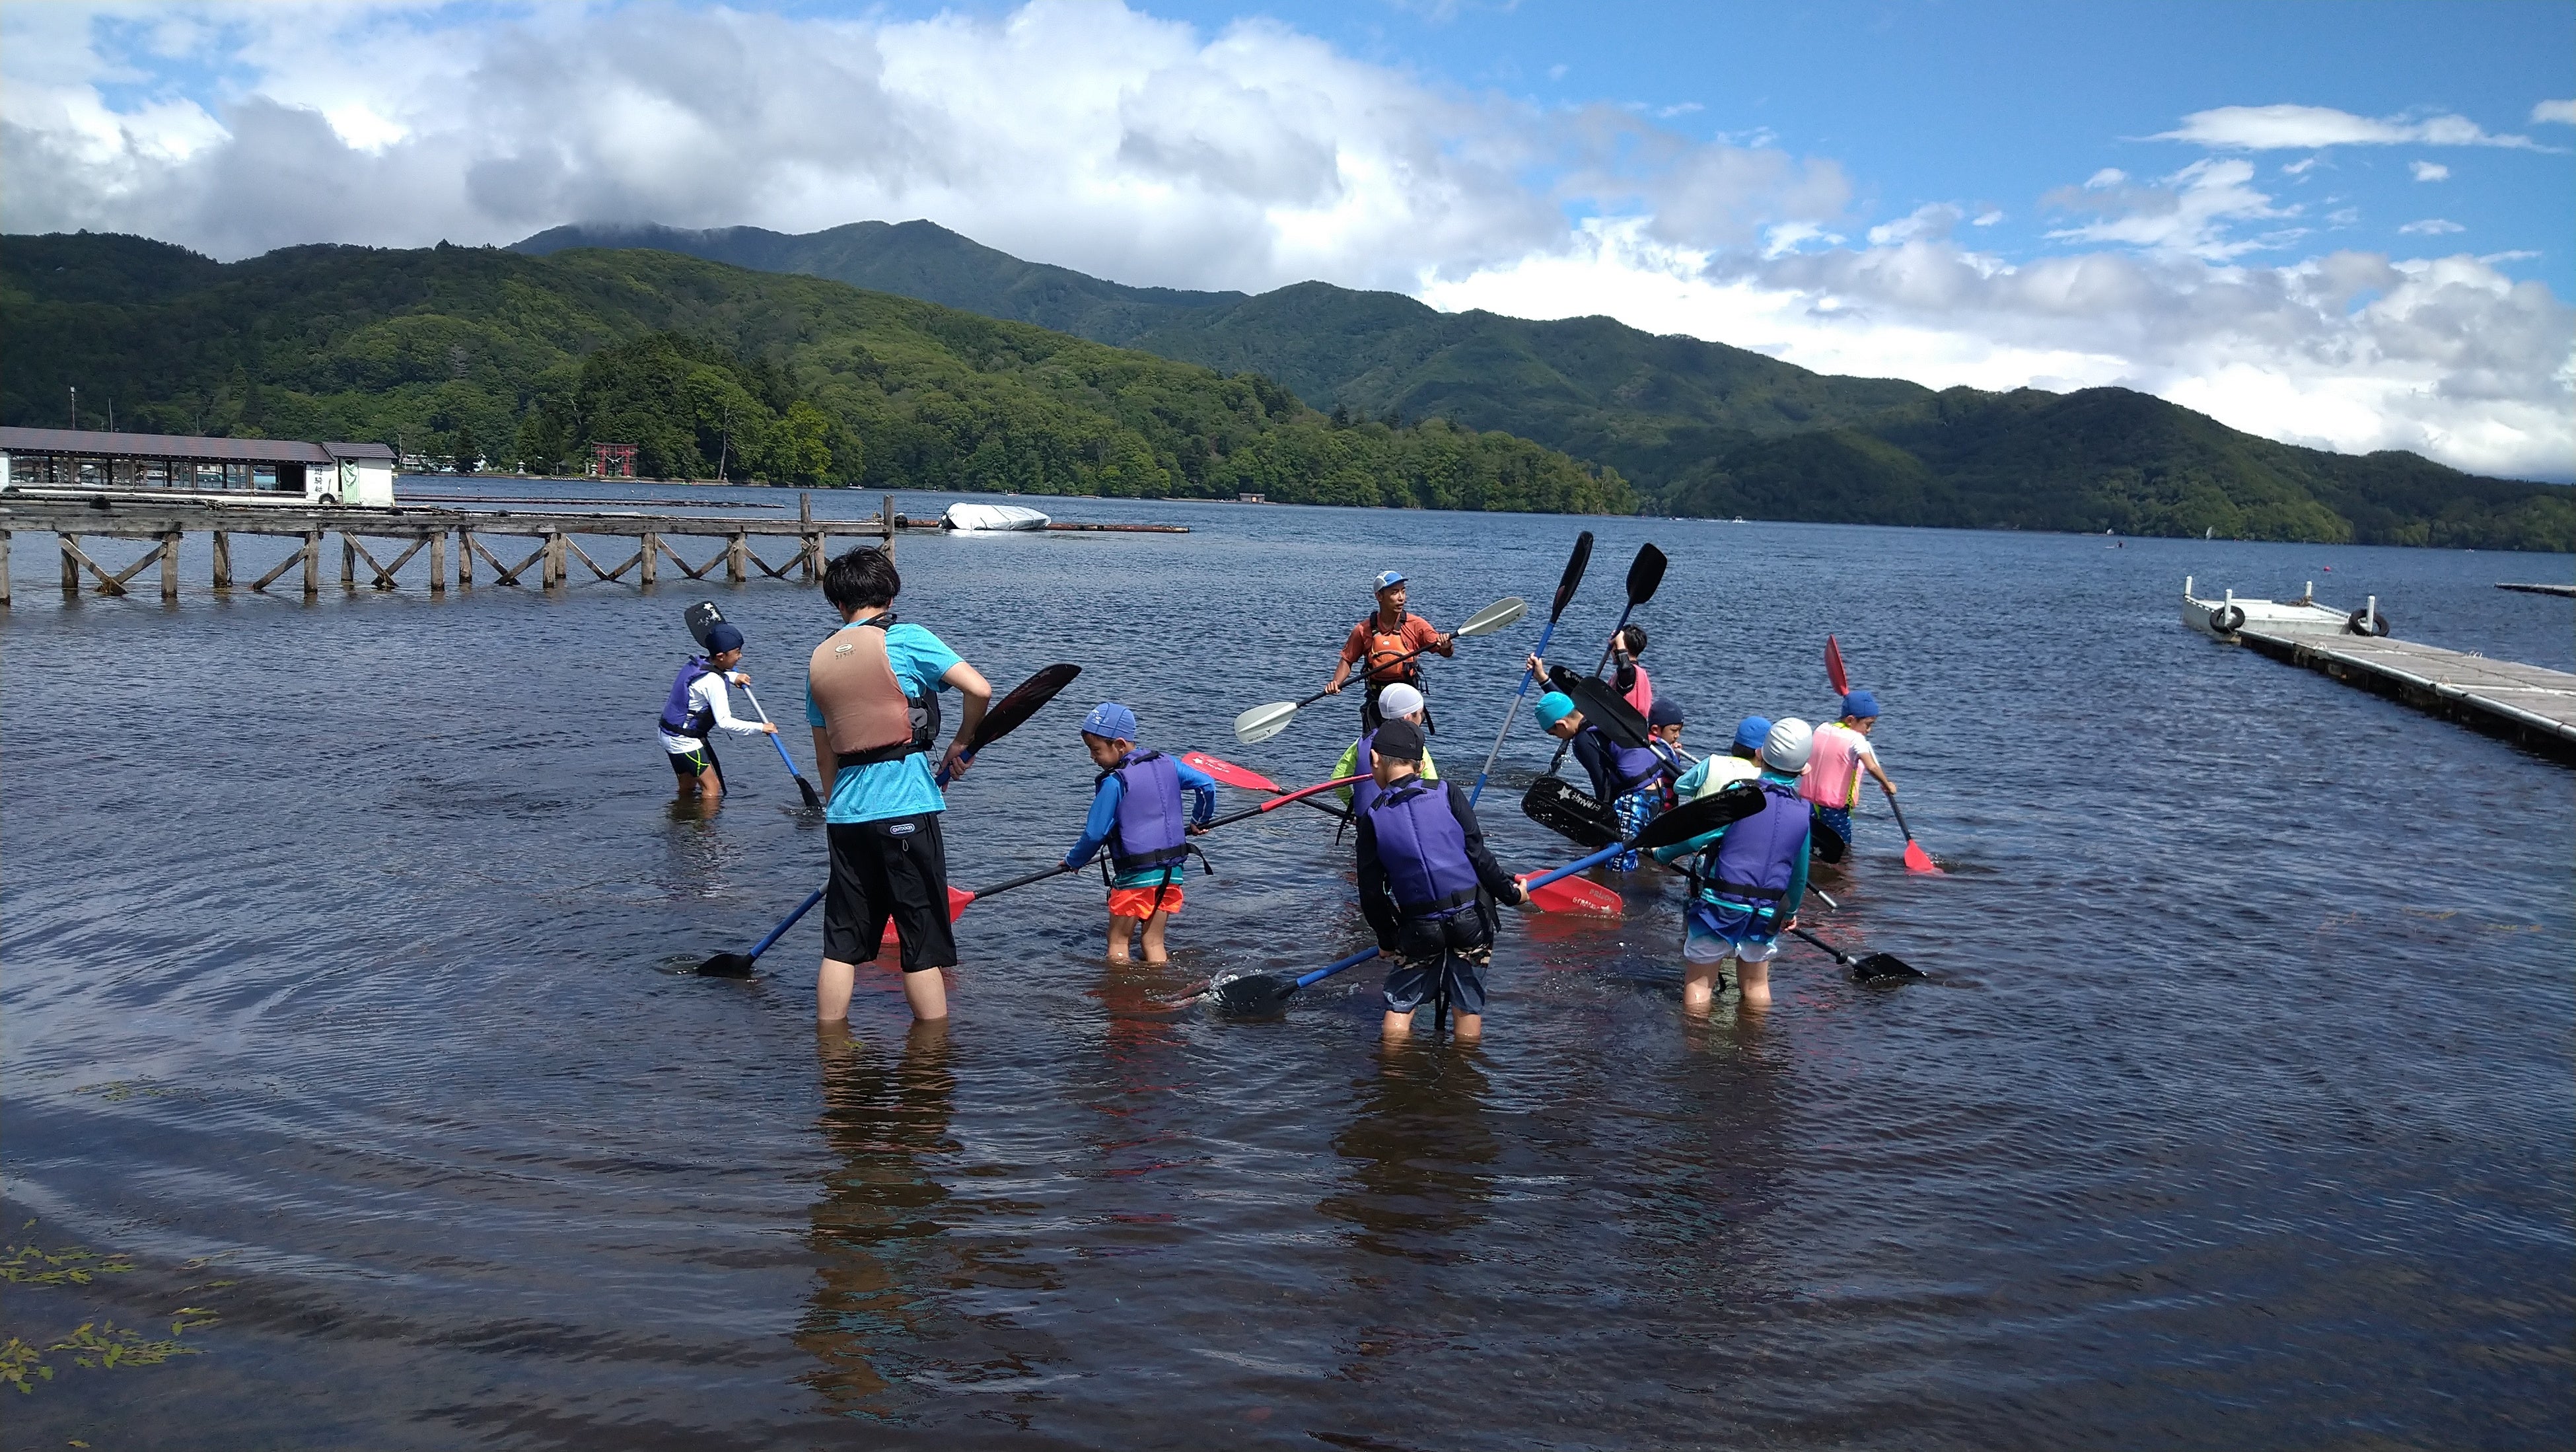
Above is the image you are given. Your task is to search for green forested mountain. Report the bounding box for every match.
[513,220,2573,550]
[0,232,1633,515]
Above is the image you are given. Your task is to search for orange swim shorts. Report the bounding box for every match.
[1107,883,1184,921]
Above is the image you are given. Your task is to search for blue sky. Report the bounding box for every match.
[5,0,2572,477]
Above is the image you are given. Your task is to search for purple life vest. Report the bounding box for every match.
[1366,777,1482,918]
[1700,778,1809,904]
[659,657,715,737]
[1103,749,1188,875]
[1350,727,1384,815]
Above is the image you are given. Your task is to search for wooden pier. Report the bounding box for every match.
[2495,582,2576,599]
[2236,626,2576,763]
[0,491,895,604]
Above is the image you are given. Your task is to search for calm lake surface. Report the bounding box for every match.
[5,485,2570,1449]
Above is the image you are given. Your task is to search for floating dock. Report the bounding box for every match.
[2235,626,2576,763]
[0,491,896,603]
[2496,582,2576,599]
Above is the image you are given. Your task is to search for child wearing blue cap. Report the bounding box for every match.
[1065,702,1217,964]
[1323,569,1455,732]
[656,622,777,802]
[1799,690,1896,860]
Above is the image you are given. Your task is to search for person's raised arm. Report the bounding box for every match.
[938,661,993,778]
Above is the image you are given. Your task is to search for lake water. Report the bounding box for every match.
[5,486,2570,1449]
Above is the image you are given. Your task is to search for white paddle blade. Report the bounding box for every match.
[1233,702,1300,744]
[1456,596,1529,637]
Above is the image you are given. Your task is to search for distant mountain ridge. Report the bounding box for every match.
[512,219,2572,550]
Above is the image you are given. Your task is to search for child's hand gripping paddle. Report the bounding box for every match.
[1470,532,1592,805]
[1543,542,1665,776]
[684,600,824,811]
[936,663,1083,787]
[1232,596,1528,746]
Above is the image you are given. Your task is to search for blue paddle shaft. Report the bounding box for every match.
[934,747,975,788]
[1469,615,1561,807]
[750,887,826,960]
[1295,946,1382,991]
[734,681,808,780]
[1522,842,1626,892]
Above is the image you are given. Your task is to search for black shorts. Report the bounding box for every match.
[1380,908,1491,1014]
[667,742,723,782]
[823,813,957,972]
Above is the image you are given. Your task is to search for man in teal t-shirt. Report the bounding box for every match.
[805,547,991,1027]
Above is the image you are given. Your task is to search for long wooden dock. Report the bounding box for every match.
[2236,626,2576,762]
[0,491,895,604]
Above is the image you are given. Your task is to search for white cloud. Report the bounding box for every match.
[2400,218,2466,235]
[2534,99,2576,125]
[2410,160,2449,182]
[2281,157,2318,176]
[4,1,2570,483]
[2158,104,2541,151]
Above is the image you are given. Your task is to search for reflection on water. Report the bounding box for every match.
[3,491,2569,1449]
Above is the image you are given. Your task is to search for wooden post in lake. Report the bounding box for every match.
[1,530,11,608]
[639,531,659,587]
[883,494,898,562]
[303,529,321,597]
[727,530,747,583]
[212,530,232,589]
[428,530,445,594]
[456,526,474,588]
[161,528,180,600]
[543,529,565,589]
[61,533,78,596]
[341,532,356,589]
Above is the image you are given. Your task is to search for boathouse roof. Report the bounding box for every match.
[0,427,394,464]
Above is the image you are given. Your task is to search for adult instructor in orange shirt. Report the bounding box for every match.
[1322,570,1455,733]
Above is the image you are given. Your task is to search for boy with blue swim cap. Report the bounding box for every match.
[1799,690,1896,861]
[1064,702,1216,965]
[656,621,777,803]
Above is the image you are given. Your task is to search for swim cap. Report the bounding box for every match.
[1372,569,1406,592]
[1536,692,1577,729]
[1372,718,1426,762]
[1375,682,1425,719]
[1731,715,1772,753]
[1647,696,1685,728]
[1081,702,1138,741]
[703,623,744,655]
[1842,689,1880,720]
[1761,717,1814,773]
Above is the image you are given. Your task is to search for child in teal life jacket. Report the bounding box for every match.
[1650,717,1814,1013]
[1064,702,1216,965]
[657,622,777,801]
[1532,683,1670,871]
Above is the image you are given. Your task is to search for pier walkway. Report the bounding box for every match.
[0,491,896,604]
[2237,626,2576,763]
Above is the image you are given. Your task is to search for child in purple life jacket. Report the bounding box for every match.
[1063,703,1217,965]
[656,622,776,801]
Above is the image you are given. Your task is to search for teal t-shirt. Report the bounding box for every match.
[804,620,964,824]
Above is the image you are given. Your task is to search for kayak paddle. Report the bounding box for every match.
[1470,532,1592,805]
[683,599,824,811]
[1517,778,1767,911]
[1233,595,1528,745]
[1789,926,1924,980]
[1883,784,1942,874]
[937,662,1083,787]
[1544,665,1654,750]
[1545,543,1665,774]
[1182,750,1353,822]
[698,887,824,976]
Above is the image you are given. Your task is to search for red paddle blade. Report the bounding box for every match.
[1902,840,1941,875]
[880,886,978,949]
[1182,751,1280,793]
[1520,871,1622,917]
[1825,635,1849,696]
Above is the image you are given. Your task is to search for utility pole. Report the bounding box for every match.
[69,384,77,429]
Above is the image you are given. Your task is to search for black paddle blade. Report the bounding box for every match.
[795,776,826,813]
[1546,665,1653,748]
[973,663,1083,752]
[1552,532,1595,620]
[1625,542,1668,605]
[1808,807,1849,864]
[1209,973,1294,1017]
[684,600,725,647]
[1524,774,1620,848]
[1852,953,1925,981]
[1632,779,1766,853]
[696,953,757,978]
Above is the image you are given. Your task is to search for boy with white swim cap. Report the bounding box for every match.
[1651,717,1814,1011]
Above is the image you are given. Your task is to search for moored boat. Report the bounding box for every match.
[941,501,1051,532]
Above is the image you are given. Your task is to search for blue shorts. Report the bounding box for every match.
[1382,941,1491,1015]
[1813,803,1851,846]
[1684,898,1782,964]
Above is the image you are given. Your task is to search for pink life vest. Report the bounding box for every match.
[1799,722,1869,807]
[1622,662,1653,719]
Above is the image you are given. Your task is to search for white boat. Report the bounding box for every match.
[2182,575,2388,638]
[941,501,1050,532]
